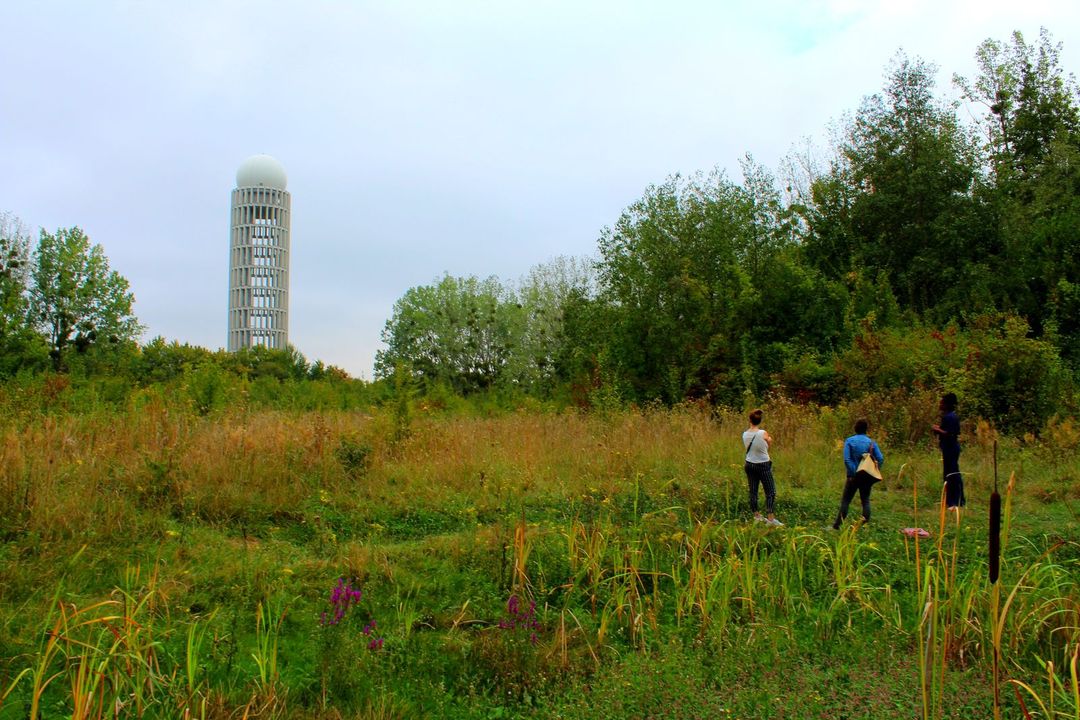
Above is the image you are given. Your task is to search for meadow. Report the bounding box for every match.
[0,394,1077,719]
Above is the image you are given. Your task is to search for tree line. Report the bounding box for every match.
[0,215,368,414]
[3,30,1077,432]
[376,30,1080,431]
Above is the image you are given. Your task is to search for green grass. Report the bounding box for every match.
[0,404,1077,718]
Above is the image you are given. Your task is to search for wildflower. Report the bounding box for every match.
[499,594,541,643]
[320,577,364,627]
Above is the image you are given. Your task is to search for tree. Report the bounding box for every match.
[0,213,30,330]
[375,275,521,393]
[509,255,597,394]
[29,227,142,370]
[956,29,1080,343]
[0,213,48,374]
[596,171,751,402]
[840,54,984,318]
[956,28,1080,180]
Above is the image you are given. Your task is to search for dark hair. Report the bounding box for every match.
[749,409,763,426]
[942,392,958,411]
[854,418,869,435]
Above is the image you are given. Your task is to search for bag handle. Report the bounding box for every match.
[745,432,757,460]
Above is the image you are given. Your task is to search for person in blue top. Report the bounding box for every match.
[832,418,885,529]
[931,392,964,509]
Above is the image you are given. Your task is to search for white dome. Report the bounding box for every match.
[236,154,287,190]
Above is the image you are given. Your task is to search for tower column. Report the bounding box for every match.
[228,155,290,352]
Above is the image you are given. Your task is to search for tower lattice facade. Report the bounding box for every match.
[227,155,290,351]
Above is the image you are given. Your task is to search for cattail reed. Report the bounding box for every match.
[988,490,1001,584]
[989,439,1000,585]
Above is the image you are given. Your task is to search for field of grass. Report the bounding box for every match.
[0,397,1078,718]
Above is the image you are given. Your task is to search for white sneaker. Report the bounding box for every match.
[766,518,784,527]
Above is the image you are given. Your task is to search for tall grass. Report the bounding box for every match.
[0,401,1077,717]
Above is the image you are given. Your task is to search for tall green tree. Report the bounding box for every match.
[839,54,985,318]
[596,171,751,402]
[376,274,521,393]
[510,255,596,394]
[0,213,47,374]
[29,227,142,370]
[957,29,1080,345]
[956,28,1080,180]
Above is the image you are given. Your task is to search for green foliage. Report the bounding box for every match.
[841,54,983,317]
[816,314,1074,440]
[28,226,142,370]
[376,275,520,393]
[777,351,843,406]
[220,29,1079,426]
[595,170,752,403]
[335,435,373,479]
[949,314,1071,433]
[955,29,1080,340]
[507,255,597,395]
[0,214,48,377]
[135,336,216,384]
[188,364,229,416]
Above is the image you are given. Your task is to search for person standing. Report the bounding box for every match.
[743,409,782,526]
[832,418,885,529]
[931,392,965,509]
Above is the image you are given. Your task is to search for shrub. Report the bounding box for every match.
[949,314,1072,435]
[335,436,373,480]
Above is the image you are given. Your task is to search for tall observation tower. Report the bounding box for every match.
[227,154,291,351]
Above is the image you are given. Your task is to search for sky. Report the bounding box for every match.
[2,1,1078,378]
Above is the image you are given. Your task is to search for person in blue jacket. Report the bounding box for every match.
[832,418,885,529]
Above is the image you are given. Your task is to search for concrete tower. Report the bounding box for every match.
[227,154,291,351]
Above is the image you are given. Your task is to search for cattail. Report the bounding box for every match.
[988,490,1001,584]
[989,438,1001,585]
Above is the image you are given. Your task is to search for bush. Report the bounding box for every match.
[949,314,1073,435]
[335,436,373,479]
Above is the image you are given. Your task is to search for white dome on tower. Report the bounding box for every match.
[236,154,287,190]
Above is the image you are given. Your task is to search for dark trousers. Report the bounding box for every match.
[943,447,965,507]
[744,461,776,515]
[833,475,871,528]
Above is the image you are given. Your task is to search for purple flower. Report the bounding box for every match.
[320,577,366,627]
[499,593,542,639]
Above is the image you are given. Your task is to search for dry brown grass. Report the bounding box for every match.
[0,398,1071,545]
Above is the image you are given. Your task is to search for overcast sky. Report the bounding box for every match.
[2,1,1078,378]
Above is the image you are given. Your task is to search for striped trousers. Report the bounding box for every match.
[744,460,776,515]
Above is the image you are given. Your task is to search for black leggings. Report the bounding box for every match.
[745,461,776,515]
[943,447,965,507]
[834,476,871,528]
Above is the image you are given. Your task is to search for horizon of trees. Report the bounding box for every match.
[3,29,1079,433]
[376,29,1080,430]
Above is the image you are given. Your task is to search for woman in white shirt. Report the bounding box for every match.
[742,409,782,526]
